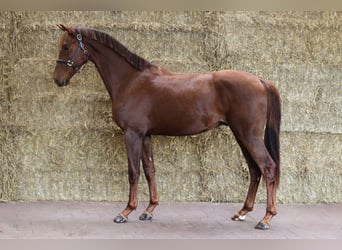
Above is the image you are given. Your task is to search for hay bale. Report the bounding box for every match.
[0,11,341,203]
[8,11,208,73]
[0,126,18,201]
[14,128,128,201]
[153,135,202,201]
[0,16,18,200]
[278,131,342,203]
[8,58,112,132]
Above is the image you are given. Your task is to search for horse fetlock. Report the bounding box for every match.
[127,203,138,211]
[267,209,277,216]
[242,205,254,212]
[150,199,159,206]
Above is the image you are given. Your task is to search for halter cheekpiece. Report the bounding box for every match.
[56,33,89,72]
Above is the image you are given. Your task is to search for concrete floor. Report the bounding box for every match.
[0,201,341,239]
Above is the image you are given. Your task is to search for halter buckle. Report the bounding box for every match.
[76,34,82,41]
[66,60,74,67]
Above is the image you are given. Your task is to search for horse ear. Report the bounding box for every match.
[57,24,67,31]
[57,24,72,34]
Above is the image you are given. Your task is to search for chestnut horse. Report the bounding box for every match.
[53,25,281,230]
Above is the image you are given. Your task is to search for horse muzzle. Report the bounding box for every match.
[54,77,70,87]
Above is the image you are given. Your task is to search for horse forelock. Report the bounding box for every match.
[74,26,153,71]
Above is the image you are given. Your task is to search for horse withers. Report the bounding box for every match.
[53,24,281,230]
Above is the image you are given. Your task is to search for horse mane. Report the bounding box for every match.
[74,26,154,71]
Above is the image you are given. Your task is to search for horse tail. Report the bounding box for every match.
[261,80,281,188]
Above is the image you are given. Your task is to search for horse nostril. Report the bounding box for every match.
[54,78,69,87]
[54,78,63,86]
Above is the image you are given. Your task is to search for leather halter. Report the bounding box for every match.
[56,33,89,72]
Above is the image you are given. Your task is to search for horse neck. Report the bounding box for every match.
[86,40,138,100]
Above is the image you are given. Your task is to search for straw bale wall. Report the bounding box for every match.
[0,11,341,204]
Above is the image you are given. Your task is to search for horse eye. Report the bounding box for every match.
[62,45,70,51]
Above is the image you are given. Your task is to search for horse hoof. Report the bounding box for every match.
[139,212,153,221]
[231,214,246,221]
[255,222,270,230]
[113,215,128,223]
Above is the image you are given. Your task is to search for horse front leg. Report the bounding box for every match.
[114,130,143,223]
[139,135,159,221]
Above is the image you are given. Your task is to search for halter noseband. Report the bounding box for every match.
[56,33,89,72]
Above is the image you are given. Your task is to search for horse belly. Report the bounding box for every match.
[147,73,224,136]
[149,102,222,136]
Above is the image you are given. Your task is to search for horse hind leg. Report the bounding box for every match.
[231,138,262,222]
[139,135,159,221]
[232,133,278,230]
[246,139,277,230]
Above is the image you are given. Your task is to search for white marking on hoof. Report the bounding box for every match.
[238,215,246,221]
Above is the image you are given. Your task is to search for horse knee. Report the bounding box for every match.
[250,176,261,183]
[128,169,140,184]
[143,166,155,180]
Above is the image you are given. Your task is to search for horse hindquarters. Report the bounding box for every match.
[227,79,281,229]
